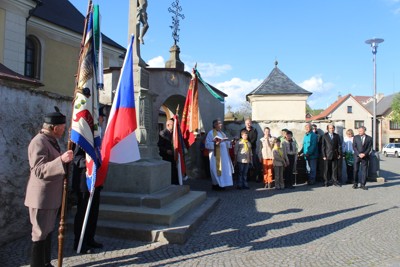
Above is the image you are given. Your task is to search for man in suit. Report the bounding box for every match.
[158,119,179,185]
[352,126,372,190]
[25,108,73,267]
[321,124,342,187]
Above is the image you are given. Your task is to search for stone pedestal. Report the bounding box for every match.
[104,159,171,194]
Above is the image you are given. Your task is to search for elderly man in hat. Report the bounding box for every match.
[24,108,73,267]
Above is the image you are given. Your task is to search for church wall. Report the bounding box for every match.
[0,82,71,246]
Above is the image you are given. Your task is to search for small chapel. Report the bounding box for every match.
[246,62,312,121]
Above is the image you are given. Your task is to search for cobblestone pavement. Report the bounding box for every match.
[1,156,400,267]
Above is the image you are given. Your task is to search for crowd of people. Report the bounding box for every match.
[24,111,373,266]
[196,119,373,192]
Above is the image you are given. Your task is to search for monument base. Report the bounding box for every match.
[104,159,171,194]
[90,158,219,244]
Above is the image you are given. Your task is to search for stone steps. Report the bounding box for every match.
[100,185,190,208]
[69,184,219,244]
[94,197,219,244]
[98,190,207,225]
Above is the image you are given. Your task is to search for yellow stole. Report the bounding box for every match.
[213,129,227,176]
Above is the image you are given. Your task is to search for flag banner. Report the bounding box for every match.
[180,69,204,148]
[173,114,186,185]
[93,5,103,90]
[70,8,102,192]
[96,35,140,186]
[195,68,224,103]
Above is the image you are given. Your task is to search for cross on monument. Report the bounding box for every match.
[168,0,185,45]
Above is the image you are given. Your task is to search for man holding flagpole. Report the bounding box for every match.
[25,109,73,267]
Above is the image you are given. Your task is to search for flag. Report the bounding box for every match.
[96,35,140,186]
[173,114,186,185]
[70,8,102,192]
[195,68,224,103]
[93,5,103,90]
[180,68,204,147]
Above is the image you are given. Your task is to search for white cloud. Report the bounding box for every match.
[300,75,337,109]
[184,62,232,78]
[299,75,334,93]
[147,56,165,68]
[215,78,262,111]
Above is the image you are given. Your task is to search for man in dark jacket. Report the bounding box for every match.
[352,126,372,190]
[241,118,259,181]
[158,119,179,185]
[72,145,103,254]
[321,124,342,187]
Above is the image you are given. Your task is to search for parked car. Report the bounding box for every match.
[382,143,400,157]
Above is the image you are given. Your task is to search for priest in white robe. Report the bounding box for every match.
[205,119,234,190]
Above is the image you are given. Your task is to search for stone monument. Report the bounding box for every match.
[94,0,219,244]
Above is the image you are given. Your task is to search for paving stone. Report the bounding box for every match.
[1,156,400,266]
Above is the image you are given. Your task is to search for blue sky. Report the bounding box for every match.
[70,0,400,111]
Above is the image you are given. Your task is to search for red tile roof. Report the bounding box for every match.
[353,96,372,105]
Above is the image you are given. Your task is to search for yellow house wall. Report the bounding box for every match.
[250,95,308,121]
[27,27,112,96]
[380,115,400,148]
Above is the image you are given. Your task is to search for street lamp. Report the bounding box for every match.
[365,38,384,151]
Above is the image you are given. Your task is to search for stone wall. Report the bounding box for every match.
[0,83,71,246]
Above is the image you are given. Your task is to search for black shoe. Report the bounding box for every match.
[87,240,103,249]
[243,186,250,190]
[352,184,358,189]
[360,185,368,190]
[74,243,93,254]
[333,182,342,187]
[324,183,329,187]
[236,186,243,190]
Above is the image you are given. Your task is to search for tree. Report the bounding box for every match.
[233,101,252,121]
[391,93,400,122]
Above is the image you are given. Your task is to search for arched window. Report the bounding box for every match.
[25,36,41,79]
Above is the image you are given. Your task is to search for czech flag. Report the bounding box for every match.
[96,35,140,186]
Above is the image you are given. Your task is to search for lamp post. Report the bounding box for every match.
[365,38,384,151]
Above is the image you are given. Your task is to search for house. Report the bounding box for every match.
[0,0,124,97]
[246,62,312,121]
[364,93,400,149]
[307,94,373,136]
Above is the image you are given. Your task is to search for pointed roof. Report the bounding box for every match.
[354,95,372,105]
[31,0,124,50]
[246,63,311,100]
[307,94,371,121]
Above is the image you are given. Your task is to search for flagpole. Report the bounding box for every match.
[57,1,92,266]
[76,186,94,253]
